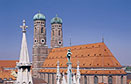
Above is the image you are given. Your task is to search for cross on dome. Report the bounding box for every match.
[38,10,40,13]
[20,20,28,32]
[56,14,58,17]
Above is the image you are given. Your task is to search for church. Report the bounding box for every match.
[32,12,127,84]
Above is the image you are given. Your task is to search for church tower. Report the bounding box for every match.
[51,15,63,48]
[32,12,48,78]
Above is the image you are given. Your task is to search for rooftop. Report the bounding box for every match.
[42,42,122,68]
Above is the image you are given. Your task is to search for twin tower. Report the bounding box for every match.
[32,12,63,78]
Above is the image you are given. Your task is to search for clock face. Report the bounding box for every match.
[41,39,45,44]
[34,39,38,44]
[58,41,62,45]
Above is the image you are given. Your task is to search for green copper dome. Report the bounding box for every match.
[51,15,62,24]
[33,12,45,21]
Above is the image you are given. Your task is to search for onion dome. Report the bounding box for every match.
[51,14,62,24]
[33,12,46,21]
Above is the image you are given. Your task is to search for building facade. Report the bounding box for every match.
[32,12,127,84]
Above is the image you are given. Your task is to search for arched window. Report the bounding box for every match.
[108,76,113,84]
[84,75,87,84]
[94,76,98,84]
[41,27,43,33]
[121,76,123,84]
[52,30,54,36]
[58,30,60,36]
[35,27,37,32]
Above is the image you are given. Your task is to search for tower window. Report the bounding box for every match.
[41,27,43,33]
[35,27,37,32]
[58,30,60,36]
[52,30,54,36]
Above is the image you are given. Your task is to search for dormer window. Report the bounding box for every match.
[9,78,12,80]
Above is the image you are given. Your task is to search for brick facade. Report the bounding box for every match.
[32,19,48,78]
[51,23,63,48]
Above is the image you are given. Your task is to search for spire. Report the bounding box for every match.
[76,61,80,84]
[73,73,76,84]
[19,20,29,64]
[62,72,67,84]
[102,34,104,43]
[16,20,33,84]
[56,61,61,84]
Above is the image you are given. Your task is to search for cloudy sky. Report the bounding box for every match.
[0,0,131,65]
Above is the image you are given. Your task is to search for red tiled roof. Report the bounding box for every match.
[0,60,18,80]
[42,43,122,68]
[0,60,18,68]
[0,70,16,80]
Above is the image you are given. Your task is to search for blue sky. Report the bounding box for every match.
[0,0,131,65]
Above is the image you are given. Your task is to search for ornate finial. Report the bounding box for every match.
[20,20,28,32]
[38,10,40,13]
[56,14,58,17]
[69,34,72,46]
[102,34,104,43]
[66,49,72,62]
